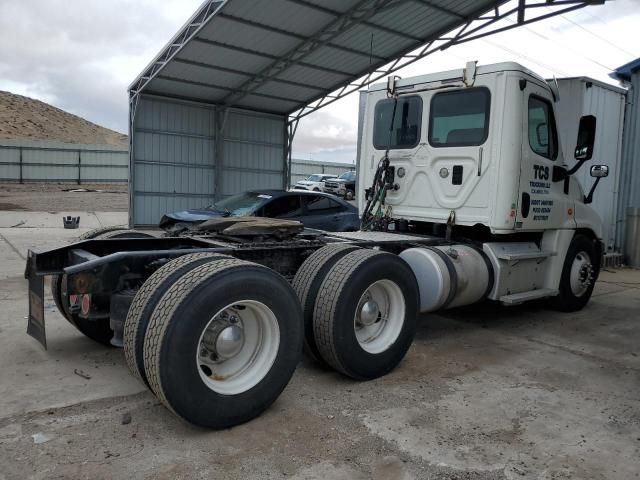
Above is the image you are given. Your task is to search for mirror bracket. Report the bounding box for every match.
[552,165,568,182]
[584,177,601,204]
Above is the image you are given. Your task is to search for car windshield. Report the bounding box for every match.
[338,171,355,181]
[207,192,271,216]
[305,174,324,182]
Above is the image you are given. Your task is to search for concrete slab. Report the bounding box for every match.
[0,211,119,229]
[0,219,638,479]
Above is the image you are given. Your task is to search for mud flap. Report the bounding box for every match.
[27,272,47,349]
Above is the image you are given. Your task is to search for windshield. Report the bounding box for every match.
[208,192,271,216]
[338,171,355,181]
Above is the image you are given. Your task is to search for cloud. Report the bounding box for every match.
[0,0,637,155]
[0,0,201,133]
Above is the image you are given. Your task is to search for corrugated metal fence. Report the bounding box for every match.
[0,139,128,183]
[290,159,355,185]
[0,138,352,192]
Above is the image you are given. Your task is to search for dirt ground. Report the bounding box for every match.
[0,91,127,146]
[0,214,638,479]
[0,183,128,212]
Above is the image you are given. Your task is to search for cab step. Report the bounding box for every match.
[500,288,558,305]
[496,251,554,261]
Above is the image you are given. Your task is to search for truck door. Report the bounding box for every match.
[517,83,573,230]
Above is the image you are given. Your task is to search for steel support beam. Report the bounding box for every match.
[283,0,423,42]
[156,75,303,105]
[173,58,327,92]
[222,0,408,107]
[191,38,356,78]
[128,0,227,102]
[287,0,605,124]
[217,13,387,62]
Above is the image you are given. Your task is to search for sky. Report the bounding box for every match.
[0,0,638,164]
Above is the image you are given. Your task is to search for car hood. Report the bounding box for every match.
[296,181,315,186]
[159,209,227,228]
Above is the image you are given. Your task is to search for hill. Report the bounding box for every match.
[0,91,127,146]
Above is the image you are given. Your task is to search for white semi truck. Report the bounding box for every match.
[25,62,608,429]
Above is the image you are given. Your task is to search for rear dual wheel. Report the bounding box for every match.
[294,247,419,380]
[125,257,303,428]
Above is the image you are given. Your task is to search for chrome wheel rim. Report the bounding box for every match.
[353,279,405,354]
[569,251,594,297]
[197,301,280,395]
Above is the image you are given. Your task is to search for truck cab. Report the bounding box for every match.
[358,62,602,237]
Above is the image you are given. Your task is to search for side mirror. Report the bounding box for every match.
[575,115,596,161]
[584,164,609,204]
[590,165,608,178]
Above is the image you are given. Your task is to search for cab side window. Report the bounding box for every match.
[373,96,422,150]
[429,87,490,147]
[528,96,558,160]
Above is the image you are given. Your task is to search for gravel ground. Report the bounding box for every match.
[0,183,128,212]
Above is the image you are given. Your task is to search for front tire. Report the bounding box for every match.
[143,259,303,428]
[550,234,600,312]
[313,249,419,380]
[345,190,354,201]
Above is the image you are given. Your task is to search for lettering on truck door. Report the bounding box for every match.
[516,83,570,230]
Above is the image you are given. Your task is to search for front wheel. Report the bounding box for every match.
[549,234,600,312]
[345,190,354,201]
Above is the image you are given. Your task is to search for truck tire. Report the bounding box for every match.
[123,253,229,387]
[549,234,600,312]
[143,259,303,428]
[313,249,419,380]
[92,229,155,239]
[292,244,360,364]
[50,228,154,345]
[345,190,354,201]
[78,226,127,240]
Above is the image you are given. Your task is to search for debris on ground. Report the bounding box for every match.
[73,368,91,380]
[31,432,53,444]
[121,412,132,425]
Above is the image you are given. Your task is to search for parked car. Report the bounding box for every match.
[159,190,360,232]
[293,173,337,192]
[323,171,356,200]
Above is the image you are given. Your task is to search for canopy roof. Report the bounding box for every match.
[130,0,605,120]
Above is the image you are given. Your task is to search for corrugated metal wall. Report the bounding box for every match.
[130,95,286,226]
[290,159,355,185]
[0,139,127,183]
[221,110,285,196]
[556,78,626,252]
[617,69,640,260]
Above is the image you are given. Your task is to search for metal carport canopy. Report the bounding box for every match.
[127,0,604,227]
[129,0,603,121]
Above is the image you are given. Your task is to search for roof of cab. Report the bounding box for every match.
[368,61,544,92]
